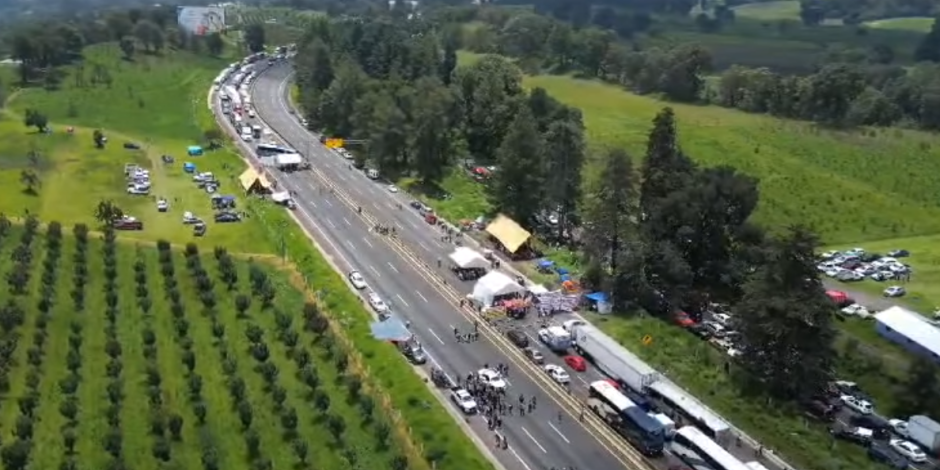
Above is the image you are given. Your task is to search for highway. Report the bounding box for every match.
[219,63,651,470]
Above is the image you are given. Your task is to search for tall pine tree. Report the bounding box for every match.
[488,107,546,225]
[735,226,837,401]
[639,107,695,221]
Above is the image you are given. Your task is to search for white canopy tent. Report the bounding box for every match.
[448,247,489,270]
[472,271,524,306]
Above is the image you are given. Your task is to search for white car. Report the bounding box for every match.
[562,319,585,331]
[883,286,906,297]
[247,109,256,118]
[449,389,477,414]
[712,313,733,326]
[387,185,399,193]
[543,364,570,384]
[841,304,871,318]
[888,419,909,438]
[347,271,367,290]
[477,369,507,389]
[241,134,253,142]
[126,185,150,195]
[840,395,873,415]
[367,293,388,313]
[890,439,927,463]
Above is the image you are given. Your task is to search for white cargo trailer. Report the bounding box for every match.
[571,324,659,392]
[908,415,940,452]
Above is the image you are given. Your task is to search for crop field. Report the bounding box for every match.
[863,16,934,32]
[0,216,421,470]
[731,1,801,21]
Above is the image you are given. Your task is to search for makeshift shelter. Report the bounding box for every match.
[238,168,272,194]
[472,271,524,306]
[187,146,204,156]
[370,317,411,341]
[449,247,489,280]
[183,162,196,173]
[449,247,489,269]
[485,214,531,254]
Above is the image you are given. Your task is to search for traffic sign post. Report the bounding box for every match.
[642,335,653,346]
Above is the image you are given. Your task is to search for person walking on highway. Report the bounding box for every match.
[557,411,563,424]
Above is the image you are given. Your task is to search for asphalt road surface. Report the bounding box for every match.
[213,60,806,470]
[219,64,649,470]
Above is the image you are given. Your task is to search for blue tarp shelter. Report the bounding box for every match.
[585,292,608,303]
[537,259,554,269]
[370,317,411,341]
[187,146,204,156]
[183,162,196,173]
[556,267,570,276]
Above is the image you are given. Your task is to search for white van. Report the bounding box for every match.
[366,169,379,180]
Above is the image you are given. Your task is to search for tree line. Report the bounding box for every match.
[4,6,227,86]
[458,7,940,130]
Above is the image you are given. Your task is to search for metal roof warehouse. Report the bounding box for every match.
[874,306,940,364]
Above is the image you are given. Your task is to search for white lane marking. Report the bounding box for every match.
[547,421,570,444]
[508,447,534,470]
[387,262,399,273]
[415,291,428,303]
[309,201,317,208]
[327,219,337,229]
[345,240,356,250]
[520,427,547,454]
[323,198,333,207]
[294,202,353,269]
[395,222,404,231]
[363,238,373,248]
[419,241,430,252]
[428,328,446,345]
[396,294,410,307]
[343,217,351,226]
[577,376,589,386]
[369,265,382,278]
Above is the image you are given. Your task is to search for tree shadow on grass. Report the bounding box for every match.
[401,179,452,202]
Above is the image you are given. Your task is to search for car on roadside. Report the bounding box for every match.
[841,395,874,415]
[829,426,873,447]
[387,184,399,193]
[347,271,367,290]
[113,216,143,231]
[564,355,587,372]
[544,364,570,384]
[506,329,529,348]
[888,419,909,438]
[883,286,906,297]
[214,212,242,223]
[367,293,388,313]
[868,444,908,469]
[450,388,477,414]
[889,439,927,463]
[523,347,544,364]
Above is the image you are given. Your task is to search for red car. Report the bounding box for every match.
[564,355,587,372]
[673,311,695,328]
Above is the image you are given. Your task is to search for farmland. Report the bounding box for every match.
[0,38,494,470]
[862,16,935,32]
[0,45,278,252]
[0,216,416,470]
[731,1,801,21]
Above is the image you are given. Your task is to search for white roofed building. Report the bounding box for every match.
[875,306,940,364]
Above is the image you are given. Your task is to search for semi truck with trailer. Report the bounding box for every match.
[571,323,660,392]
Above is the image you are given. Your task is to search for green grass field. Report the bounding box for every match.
[0,222,412,470]
[0,42,494,470]
[731,1,801,21]
[863,16,934,32]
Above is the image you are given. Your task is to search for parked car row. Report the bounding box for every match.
[818,248,912,285]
